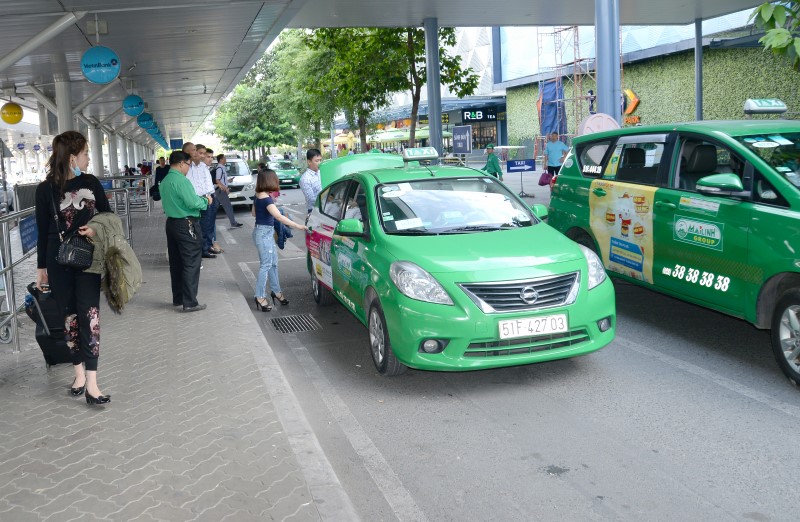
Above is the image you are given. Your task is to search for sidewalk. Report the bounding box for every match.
[0,209,357,521]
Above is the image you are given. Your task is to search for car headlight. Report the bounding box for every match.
[244,183,254,190]
[578,244,607,290]
[389,261,453,305]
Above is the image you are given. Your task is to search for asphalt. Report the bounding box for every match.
[0,204,358,522]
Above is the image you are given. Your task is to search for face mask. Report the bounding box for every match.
[72,165,82,177]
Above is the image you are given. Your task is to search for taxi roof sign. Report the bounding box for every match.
[402,147,439,162]
[743,98,787,115]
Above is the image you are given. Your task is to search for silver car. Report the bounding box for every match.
[218,158,255,208]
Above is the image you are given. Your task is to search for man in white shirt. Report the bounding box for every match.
[299,148,322,213]
[183,142,219,258]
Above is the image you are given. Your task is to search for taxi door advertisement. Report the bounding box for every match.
[589,179,657,284]
[306,216,335,290]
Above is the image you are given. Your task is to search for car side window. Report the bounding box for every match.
[576,140,613,178]
[753,171,789,207]
[343,182,367,223]
[674,138,746,192]
[603,136,668,186]
[321,181,350,220]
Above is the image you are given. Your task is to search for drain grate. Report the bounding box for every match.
[271,314,322,333]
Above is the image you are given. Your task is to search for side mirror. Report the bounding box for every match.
[696,173,745,195]
[530,203,549,221]
[335,218,365,237]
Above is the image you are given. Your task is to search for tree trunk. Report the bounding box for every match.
[314,121,321,150]
[410,85,421,145]
[359,114,368,152]
[406,28,422,146]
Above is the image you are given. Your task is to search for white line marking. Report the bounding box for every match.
[617,337,800,419]
[285,335,428,522]
[218,226,236,245]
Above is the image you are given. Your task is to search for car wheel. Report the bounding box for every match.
[311,271,335,305]
[368,300,407,376]
[771,289,800,387]
[569,229,598,254]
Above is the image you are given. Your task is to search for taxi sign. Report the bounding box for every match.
[402,147,439,162]
[743,98,787,115]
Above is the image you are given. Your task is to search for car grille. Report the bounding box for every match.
[459,272,579,313]
[464,328,589,358]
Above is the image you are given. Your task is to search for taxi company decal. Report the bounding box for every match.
[673,216,723,251]
[589,180,656,283]
[678,197,720,217]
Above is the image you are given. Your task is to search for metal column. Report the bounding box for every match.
[695,18,703,121]
[595,0,622,123]
[107,132,118,175]
[54,79,74,133]
[90,125,104,176]
[423,17,443,159]
[37,103,50,135]
[120,137,129,169]
[127,140,136,168]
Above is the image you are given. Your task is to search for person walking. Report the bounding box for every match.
[160,150,212,312]
[544,132,570,178]
[299,148,322,214]
[252,168,307,312]
[211,154,243,229]
[183,142,219,258]
[34,130,112,405]
[480,143,503,181]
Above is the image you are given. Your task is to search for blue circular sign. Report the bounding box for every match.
[16,143,24,150]
[47,145,53,152]
[137,113,154,129]
[122,95,144,117]
[80,45,121,85]
[33,144,41,151]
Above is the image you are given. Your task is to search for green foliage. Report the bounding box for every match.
[751,2,800,70]
[211,81,294,152]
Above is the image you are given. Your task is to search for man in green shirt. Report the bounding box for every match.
[160,151,212,312]
[480,143,503,181]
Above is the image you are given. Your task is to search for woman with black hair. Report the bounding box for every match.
[35,131,112,405]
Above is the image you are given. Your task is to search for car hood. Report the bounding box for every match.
[383,224,584,276]
[275,169,296,176]
[229,175,253,184]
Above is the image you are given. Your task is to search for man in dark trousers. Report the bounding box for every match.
[159,151,212,312]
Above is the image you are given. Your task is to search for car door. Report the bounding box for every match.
[330,180,372,321]
[650,133,752,315]
[307,180,350,293]
[588,133,672,285]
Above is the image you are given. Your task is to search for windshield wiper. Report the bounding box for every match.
[388,229,432,235]
[440,225,505,233]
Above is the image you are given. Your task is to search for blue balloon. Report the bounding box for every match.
[81,46,121,85]
[137,113,154,129]
[122,95,144,117]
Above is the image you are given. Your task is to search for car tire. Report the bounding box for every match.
[569,229,598,254]
[368,300,407,376]
[771,289,800,387]
[311,271,335,306]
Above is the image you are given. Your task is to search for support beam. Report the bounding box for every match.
[73,81,120,115]
[423,17,443,159]
[595,0,622,122]
[55,80,74,133]
[695,18,703,121]
[37,103,50,135]
[90,125,104,177]
[100,107,124,127]
[0,11,87,74]
[120,136,129,169]
[107,132,118,175]
[127,140,136,169]
[26,84,57,114]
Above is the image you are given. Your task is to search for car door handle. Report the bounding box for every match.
[592,188,607,197]
[655,201,676,210]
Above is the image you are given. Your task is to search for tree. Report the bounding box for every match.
[751,2,800,71]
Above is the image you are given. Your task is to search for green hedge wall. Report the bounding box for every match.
[507,48,800,149]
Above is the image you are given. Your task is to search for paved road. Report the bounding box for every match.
[227,176,798,522]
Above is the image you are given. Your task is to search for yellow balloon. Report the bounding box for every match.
[1,102,23,125]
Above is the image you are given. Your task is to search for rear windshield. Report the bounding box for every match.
[269,161,295,170]
[226,160,249,176]
[734,133,800,192]
[376,177,535,235]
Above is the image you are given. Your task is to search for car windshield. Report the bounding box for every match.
[226,160,248,176]
[734,133,800,192]
[376,177,535,235]
[269,161,294,170]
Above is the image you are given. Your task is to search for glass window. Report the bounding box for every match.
[732,133,800,196]
[377,177,535,235]
[576,140,613,178]
[675,138,746,192]
[322,181,350,220]
[268,161,295,170]
[343,183,366,222]
[604,135,668,186]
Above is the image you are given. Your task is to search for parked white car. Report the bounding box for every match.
[218,158,255,208]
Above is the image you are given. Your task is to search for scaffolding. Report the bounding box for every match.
[536,26,596,156]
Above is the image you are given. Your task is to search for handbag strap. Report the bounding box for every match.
[50,187,65,242]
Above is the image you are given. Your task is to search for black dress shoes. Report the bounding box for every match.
[202,252,217,259]
[180,304,207,313]
[86,391,110,405]
[231,222,244,228]
[70,379,85,397]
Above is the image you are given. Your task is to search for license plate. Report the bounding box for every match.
[498,313,568,340]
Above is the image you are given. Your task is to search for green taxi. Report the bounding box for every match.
[547,120,800,386]
[306,148,615,375]
[269,160,301,187]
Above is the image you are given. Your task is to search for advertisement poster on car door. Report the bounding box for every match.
[589,180,657,283]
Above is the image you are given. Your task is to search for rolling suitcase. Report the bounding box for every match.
[25,282,71,367]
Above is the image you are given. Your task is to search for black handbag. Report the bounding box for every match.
[51,190,95,270]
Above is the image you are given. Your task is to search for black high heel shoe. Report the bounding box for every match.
[70,379,85,397]
[271,291,289,306]
[254,297,272,312]
[85,391,110,405]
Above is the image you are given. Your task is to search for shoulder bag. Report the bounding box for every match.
[51,190,94,270]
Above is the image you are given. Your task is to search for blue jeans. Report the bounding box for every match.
[253,225,281,298]
[200,197,219,252]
